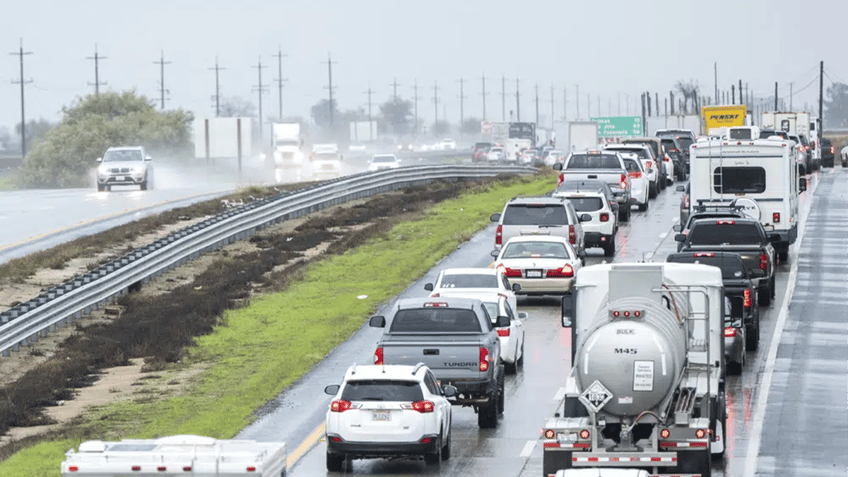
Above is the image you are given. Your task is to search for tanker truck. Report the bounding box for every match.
[542,263,726,477]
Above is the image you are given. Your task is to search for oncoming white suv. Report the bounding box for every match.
[323,364,456,471]
[96,146,153,191]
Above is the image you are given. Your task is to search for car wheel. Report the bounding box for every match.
[516,341,524,368]
[649,183,658,199]
[97,183,105,192]
[497,369,505,414]
[326,452,344,472]
[603,239,616,257]
[778,251,789,265]
[424,435,442,464]
[106,185,111,192]
[758,284,771,307]
[504,359,517,375]
[140,178,148,191]
[746,310,760,352]
[477,401,498,428]
[440,429,451,461]
[618,207,629,223]
[638,200,648,212]
[726,360,742,376]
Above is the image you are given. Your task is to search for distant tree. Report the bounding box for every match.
[824,82,848,128]
[461,117,482,135]
[674,79,700,115]
[219,96,257,118]
[18,91,193,188]
[310,99,340,131]
[379,98,413,135]
[14,118,56,152]
[432,120,450,137]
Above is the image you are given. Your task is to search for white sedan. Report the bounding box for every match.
[491,236,581,296]
[424,268,519,313]
[368,154,401,171]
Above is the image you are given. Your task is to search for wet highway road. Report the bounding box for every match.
[236,166,844,477]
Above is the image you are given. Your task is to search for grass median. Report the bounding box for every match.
[0,173,553,476]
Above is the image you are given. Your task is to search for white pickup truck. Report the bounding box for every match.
[553,151,632,223]
[61,435,287,477]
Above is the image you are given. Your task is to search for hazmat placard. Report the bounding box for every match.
[580,380,613,413]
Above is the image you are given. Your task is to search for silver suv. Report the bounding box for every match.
[96,146,154,191]
[490,196,590,261]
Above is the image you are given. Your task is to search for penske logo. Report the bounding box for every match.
[709,114,739,120]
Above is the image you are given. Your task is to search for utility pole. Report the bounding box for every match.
[714,62,718,105]
[655,93,659,117]
[252,56,268,144]
[646,90,652,116]
[412,79,419,136]
[432,80,440,125]
[9,38,32,158]
[597,94,600,117]
[818,61,824,142]
[153,50,171,109]
[618,92,621,115]
[274,46,288,120]
[739,79,743,108]
[481,74,487,121]
[731,84,736,105]
[789,83,793,110]
[563,85,567,121]
[501,75,506,122]
[209,57,225,117]
[774,82,778,110]
[550,84,555,129]
[515,78,521,121]
[670,91,675,115]
[323,53,337,127]
[390,77,401,101]
[457,77,466,137]
[87,43,107,95]
[364,85,375,140]
[576,85,580,119]
[587,94,591,119]
[534,83,539,125]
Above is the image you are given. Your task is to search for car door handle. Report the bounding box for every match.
[423,349,439,355]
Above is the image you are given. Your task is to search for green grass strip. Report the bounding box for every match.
[0,174,553,476]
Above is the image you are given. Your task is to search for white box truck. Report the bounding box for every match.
[567,122,599,151]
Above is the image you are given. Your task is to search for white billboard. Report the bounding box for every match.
[194,118,253,158]
[349,121,378,141]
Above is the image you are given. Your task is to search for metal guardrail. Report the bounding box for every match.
[0,164,537,356]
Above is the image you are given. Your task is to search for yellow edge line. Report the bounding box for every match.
[287,422,325,469]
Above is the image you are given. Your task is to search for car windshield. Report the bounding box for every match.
[687,223,763,245]
[502,241,570,259]
[390,308,482,332]
[610,147,649,159]
[341,380,424,402]
[314,152,338,160]
[667,255,749,279]
[566,154,621,169]
[625,140,659,157]
[103,150,143,162]
[439,274,497,288]
[502,204,568,225]
[677,137,694,150]
[686,213,743,230]
[372,155,396,163]
[563,196,603,212]
[475,142,492,149]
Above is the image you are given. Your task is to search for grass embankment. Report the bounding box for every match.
[0,174,553,476]
[0,175,16,191]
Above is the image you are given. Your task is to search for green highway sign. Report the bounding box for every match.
[590,116,643,137]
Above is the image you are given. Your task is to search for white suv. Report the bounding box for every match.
[96,146,153,191]
[324,364,456,471]
[552,184,618,256]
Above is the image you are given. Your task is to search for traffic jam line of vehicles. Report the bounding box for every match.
[62,113,833,476]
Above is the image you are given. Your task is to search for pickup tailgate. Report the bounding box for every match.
[559,170,626,195]
[381,335,484,380]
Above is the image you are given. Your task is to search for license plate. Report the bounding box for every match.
[372,410,391,421]
[557,432,578,443]
[322,164,336,170]
[119,176,129,181]
[526,270,542,278]
[764,225,774,231]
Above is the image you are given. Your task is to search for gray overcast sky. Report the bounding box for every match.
[2,0,847,130]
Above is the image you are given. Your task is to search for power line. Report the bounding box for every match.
[86,43,108,95]
[209,57,225,117]
[273,46,288,120]
[252,56,269,144]
[9,38,33,157]
[153,50,171,109]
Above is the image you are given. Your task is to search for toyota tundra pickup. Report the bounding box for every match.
[369,297,507,428]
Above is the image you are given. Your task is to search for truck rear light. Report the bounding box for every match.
[579,429,590,439]
[660,428,670,439]
[132,466,142,471]
[695,429,706,439]
[419,437,433,443]
[330,400,356,412]
[496,328,510,337]
[612,310,641,318]
[628,171,642,179]
[247,466,257,472]
[495,225,503,245]
[773,212,780,223]
[682,194,689,209]
[183,467,193,472]
[743,288,752,308]
[620,174,628,189]
[546,265,574,278]
[373,347,384,365]
[424,302,449,307]
[558,173,564,186]
[411,400,435,413]
[568,225,576,244]
[760,254,768,271]
[157,466,167,472]
[694,253,714,257]
[831,146,835,154]
[716,220,735,225]
[600,212,609,222]
[724,327,737,338]
[544,429,556,439]
[503,267,522,278]
[68,466,79,472]
[479,347,490,372]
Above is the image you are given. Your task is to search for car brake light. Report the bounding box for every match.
[663,155,670,162]
[495,224,503,245]
[645,160,653,169]
[330,400,354,412]
[68,466,79,472]
[411,400,435,413]
[479,347,490,372]
[546,265,574,278]
[831,146,835,154]
[628,171,642,179]
[683,194,689,208]
[568,224,576,244]
[760,253,768,271]
[558,173,564,186]
[743,288,752,308]
[773,212,780,223]
[694,253,714,257]
[724,327,737,338]
[716,220,735,225]
[373,347,384,365]
[600,212,609,222]
[620,173,628,190]
[503,267,522,278]
[497,328,510,337]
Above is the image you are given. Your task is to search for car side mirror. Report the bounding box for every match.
[369,315,386,328]
[673,224,682,232]
[675,185,685,192]
[561,292,575,327]
[579,213,591,223]
[144,156,152,161]
[96,157,102,163]
[424,283,434,291]
[517,312,528,320]
[552,163,563,170]
[799,177,807,192]
[496,315,510,328]
[490,213,501,222]
[442,385,457,398]
[511,283,521,292]
[324,384,340,395]
[751,269,766,278]
[674,233,686,242]
[490,250,499,257]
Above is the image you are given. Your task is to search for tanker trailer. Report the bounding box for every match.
[542,263,726,477]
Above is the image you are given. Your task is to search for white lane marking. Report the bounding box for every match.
[743,175,819,477]
[659,231,668,240]
[553,386,567,402]
[520,439,536,458]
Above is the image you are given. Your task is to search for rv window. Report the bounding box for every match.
[713,167,766,194]
[729,129,752,140]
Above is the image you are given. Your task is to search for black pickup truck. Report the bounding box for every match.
[369,297,507,428]
[675,218,778,306]
[667,251,761,353]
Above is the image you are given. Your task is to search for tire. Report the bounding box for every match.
[504,359,517,375]
[424,434,442,464]
[618,206,630,223]
[441,430,451,461]
[711,399,727,460]
[140,178,148,191]
[676,449,712,477]
[326,452,344,472]
[649,183,657,199]
[603,239,616,257]
[746,309,760,352]
[516,341,524,368]
[638,200,648,212]
[497,368,505,414]
[758,283,771,307]
[97,183,105,192]
[778,251,789,265]
[477,401,497,428]
[543,450,573,476]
